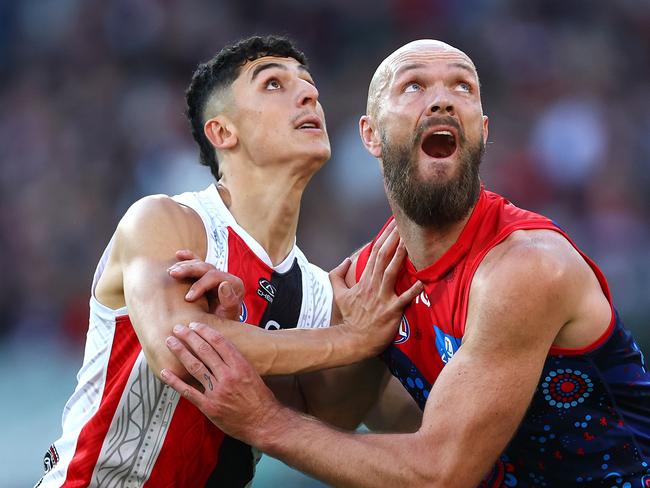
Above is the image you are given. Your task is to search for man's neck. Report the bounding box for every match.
[392,204,475,271]
[217,167,310,267]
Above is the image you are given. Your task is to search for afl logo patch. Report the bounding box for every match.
[257,278,276,303]
[433,325,461,364]
[239,302,248,322]
[394,315,410,344]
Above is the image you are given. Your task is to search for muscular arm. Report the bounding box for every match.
[106,196,420,382]
[163,230,608,487]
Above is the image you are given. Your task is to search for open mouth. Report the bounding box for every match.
[298,122,319,130]
[295,116,322,131]
[422,130,457,159]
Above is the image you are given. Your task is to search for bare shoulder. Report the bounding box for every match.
[115,194,206,259]
[467,229,591,345]
[475,229,590,296]
[95,195,206,307]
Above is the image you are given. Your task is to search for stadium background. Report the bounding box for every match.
[1,0,649,486]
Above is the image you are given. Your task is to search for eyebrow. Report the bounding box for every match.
[250,62,311,82]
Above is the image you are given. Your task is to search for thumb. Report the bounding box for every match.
[329,258,352,294]
[217,282,243,321]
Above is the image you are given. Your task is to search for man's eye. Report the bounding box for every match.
[404,82,421,93]
[266,79,281,90]
[457,82,471,93]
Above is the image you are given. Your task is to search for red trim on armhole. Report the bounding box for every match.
[548,243,615,356]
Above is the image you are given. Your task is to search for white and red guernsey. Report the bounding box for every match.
[37,184,332,488]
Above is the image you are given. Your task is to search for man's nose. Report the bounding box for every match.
[428,89,455,116]
[298,80,319,107]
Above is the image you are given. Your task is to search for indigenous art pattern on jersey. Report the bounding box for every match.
[356,189,650,487]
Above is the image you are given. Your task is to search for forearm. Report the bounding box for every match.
[197,317,370,376]
[258,407,436,488]
[151,310,371,379]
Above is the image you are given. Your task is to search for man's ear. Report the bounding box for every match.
[204,116,238,150]
[482,115,489,146]
[359,115,382,158]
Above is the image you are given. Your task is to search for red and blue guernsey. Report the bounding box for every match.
[356,189,650,487]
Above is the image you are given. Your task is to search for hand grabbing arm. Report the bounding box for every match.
[160,229,596,487]
[113,200,422,381]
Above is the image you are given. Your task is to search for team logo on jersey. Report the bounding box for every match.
[43,444,59,473]
[394,315,410,344]
[433,325,461,364]
[415,291,430,307]
[239,302,248,322]
[257,278,276,303]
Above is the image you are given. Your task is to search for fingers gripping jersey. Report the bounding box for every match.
[356,189,650,487]
[37,184,332,488]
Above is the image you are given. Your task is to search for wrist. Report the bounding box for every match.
[256,404,296,454]
[337,322,375,361]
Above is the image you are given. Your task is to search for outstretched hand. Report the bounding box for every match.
[330,221,423,355]
[160,324,283,444]
[168,250,245,321]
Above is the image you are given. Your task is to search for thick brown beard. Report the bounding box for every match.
[381,120,484,229]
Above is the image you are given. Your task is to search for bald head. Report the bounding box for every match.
[366,40,477,118]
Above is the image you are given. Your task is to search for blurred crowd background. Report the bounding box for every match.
[1,0,649,486]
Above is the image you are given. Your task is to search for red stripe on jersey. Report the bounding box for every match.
[227,228,274,326]
[63,315,141,487]
[144,398,225,487]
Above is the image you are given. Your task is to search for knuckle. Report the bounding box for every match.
[188,361,202,375]
[210,333,225,347]
[197,341,211,354]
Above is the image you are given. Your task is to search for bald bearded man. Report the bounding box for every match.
[161,40,650,487]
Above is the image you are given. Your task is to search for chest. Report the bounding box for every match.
[225,233,304,331]
[382,265,471,407]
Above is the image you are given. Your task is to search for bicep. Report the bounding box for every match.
[117,197,209,377]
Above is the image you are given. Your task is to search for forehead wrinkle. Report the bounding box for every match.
[367,40,479,117]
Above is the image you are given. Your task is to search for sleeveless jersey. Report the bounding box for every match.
[356,189,650,487]
[36,184,332,488]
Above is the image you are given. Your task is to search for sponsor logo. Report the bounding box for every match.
[433,325,461,364]
[239,302,248,322]
[394,315,410,344]
[415,291,430,307]
[257,278,276,303]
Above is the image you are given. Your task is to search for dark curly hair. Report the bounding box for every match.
[186,35,308,180]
